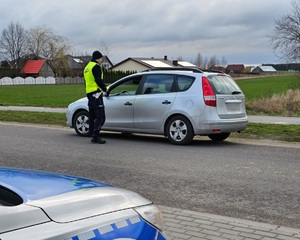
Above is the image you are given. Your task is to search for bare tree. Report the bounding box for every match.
[98,39,111,57]
[194,52,226,69]
[203,57,208,69]
[221,56,227,66]
[207,55,218,69]
[26,25,72,77]
[0,21,27,73]
[27,25,71,60]
[270,0,300,61]
[176,55,184,61]
[194,52,203,68]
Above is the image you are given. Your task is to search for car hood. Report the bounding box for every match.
[0,168,152,227]
[0,168,111,202]
[27,186,152,223]
[72,96,87,104]
[0,188,151,233]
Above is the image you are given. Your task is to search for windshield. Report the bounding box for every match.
[207,75,242,94]
[0,186,23,206]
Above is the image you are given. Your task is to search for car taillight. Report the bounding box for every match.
[202,76,216,107]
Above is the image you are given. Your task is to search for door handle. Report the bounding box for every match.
[162,100,171,105]
[124,101,133,106]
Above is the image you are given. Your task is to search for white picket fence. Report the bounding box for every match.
[0,76,84,85]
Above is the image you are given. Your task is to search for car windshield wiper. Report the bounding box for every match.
[232,91,241,95]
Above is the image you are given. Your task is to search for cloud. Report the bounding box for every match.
[0,0,293,64]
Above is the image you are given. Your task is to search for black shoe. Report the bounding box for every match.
[91,138,106,144]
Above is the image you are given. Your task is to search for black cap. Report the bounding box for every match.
[92,50,103,60]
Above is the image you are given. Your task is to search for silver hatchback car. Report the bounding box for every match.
[66,68,248,145]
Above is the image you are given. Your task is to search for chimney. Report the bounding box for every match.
[164,55,168,60]
[173,60,178,66]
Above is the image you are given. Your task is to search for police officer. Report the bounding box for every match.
[84,50,107,144]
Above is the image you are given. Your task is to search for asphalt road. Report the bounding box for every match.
[0,122,299,229]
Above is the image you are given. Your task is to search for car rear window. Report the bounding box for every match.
[177,75,195,91]
[207,75,242,94]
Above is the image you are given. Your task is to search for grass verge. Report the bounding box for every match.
[0,111,299,143]
[231,123,300,142]
[0,111,66,126]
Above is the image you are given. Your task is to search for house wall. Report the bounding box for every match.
[112,60,148,72]
[39,63,55,77]
[251,68,262,74]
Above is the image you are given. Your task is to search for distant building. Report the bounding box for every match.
[226,64,245,74]
[64,55,113,70]
[50,55,113,77]
[20,60,55,77]
[251,66,277,74]
[110,56,197,72]
[68,55,113,69]
[19,54,114,78]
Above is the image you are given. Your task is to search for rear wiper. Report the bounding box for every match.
[232,91,241,95]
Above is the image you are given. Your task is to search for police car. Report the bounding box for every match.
[0,168,166,240]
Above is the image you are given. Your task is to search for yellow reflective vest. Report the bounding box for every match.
[83,62,104,93]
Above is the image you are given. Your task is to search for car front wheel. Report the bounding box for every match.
[166,116,194,145]
[73,111,91,137]
[208,133,230,141]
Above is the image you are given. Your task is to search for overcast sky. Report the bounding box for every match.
[0,0,294,64]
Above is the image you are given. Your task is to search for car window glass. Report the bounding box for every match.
[0,186,23,206]
[141,75,174,94]
[109,76,142,96]
[177,76,195,91]
[208,75,241,94]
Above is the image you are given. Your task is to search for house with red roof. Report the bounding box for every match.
[225,64,245,74]
[21,60,55,77]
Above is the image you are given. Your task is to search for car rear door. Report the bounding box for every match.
[208,74,246,119]
[134,74,176,130]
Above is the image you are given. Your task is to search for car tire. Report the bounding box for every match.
[166,116,194,145]
[73,111,91,137]
[208,133,230,141]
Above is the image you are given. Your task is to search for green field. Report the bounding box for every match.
[0,84,85,107]
[236,75,299,101]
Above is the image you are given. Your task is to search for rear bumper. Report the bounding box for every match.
[193,117,248,135]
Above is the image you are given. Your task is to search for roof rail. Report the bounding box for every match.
[201,69,225,74]
[143,67,203,73]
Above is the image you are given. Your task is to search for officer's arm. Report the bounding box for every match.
[92,65,107,92]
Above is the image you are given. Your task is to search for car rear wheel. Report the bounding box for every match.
[166,116,194,145]
[208,133,230,141]
[73,111,91,137]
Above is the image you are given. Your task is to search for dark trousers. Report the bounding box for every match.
[88,95,106,139]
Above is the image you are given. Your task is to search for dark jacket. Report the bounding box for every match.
[91,59,107,93]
